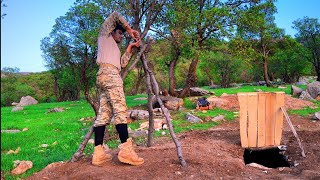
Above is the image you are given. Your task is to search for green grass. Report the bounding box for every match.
[289,101,320,117]
[1,85,317,179]
[202,85,306,96]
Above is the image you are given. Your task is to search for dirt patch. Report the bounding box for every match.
[26,96,319,179]
[28,112,320,180]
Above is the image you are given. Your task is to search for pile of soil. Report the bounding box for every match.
[27,97,320,180]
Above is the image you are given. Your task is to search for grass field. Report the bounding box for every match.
[1,85,317,179]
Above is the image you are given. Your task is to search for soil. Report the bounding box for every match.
[28,96,320,180]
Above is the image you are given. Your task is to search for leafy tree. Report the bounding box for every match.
[41,1,103,113]
[293,17,320,81]
[269,36,311,83]
[236,0,284,86]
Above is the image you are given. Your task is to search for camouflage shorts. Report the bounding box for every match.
[94,64,128,126]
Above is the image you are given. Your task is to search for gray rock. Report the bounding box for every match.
[313,112,320,120]
[47,107,64,113]
[185,113,202,123]
[299,91,314,101]
[152,95,183,110]
[306,81,320,99]
[190,87,214,96]
[11,107,24,112]
[291,85,303,96]
[129,110,149,120]
[16,96,38,106]
[1,129,21,133]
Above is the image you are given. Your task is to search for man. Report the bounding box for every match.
[92,12,144,166]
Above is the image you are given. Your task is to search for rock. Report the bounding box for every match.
[88,139,95,144]
[133,97,148,101]
[16,96,38,107]
[299,91,314,101]
[136,119,167,131]
[185,113,202,123]
[41,144,48,148]
[47,107,64,113]
[306,81,320,99]
[1,129,21,133]
[11,106,24,112]
[11,160,33,175]
[161,131,166,135]
[206,96,229,109]
[189,87,214,96]
[129,110,149,120]
[313,112,320,120]
[291,85,303,96]
[152,95,184,110]
[11,102,19,106]
[247,163,271,170]
[7,150,15,154]
[211,115,225,122]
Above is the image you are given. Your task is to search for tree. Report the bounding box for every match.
[154,0,269,97]
[293,17,320,81]
[41,1,103,113]
[1,0,7,19]
[269,36,311,83]
[236,0,284,87]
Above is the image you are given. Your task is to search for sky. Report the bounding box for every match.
[1,0,320,73]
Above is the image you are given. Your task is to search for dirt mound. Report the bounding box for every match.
[28,115,320,180]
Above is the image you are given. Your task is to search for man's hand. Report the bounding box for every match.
[127,40,141,53]
[127,28,140,41]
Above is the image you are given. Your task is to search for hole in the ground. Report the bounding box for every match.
[243,146,291,168]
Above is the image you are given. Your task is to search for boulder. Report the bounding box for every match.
[206,96,230,109]
[185,113,202,123]
[189,87,214,96]
[291,85,303,96]
[152,95,183,110]
[306,81,320,99]
[313,112,320,120]
[11,160,33,175]
[299,91,314,101]
[16,96,38,107]
[128,110,149,120]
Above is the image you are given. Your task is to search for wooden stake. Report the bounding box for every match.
[281,107,306,158]
[141,53,187,167]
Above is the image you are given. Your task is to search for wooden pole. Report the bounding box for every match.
[141,53,187,167]
[281,107,306,158]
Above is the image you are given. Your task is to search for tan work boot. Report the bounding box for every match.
[118,138,144,166]
[92,145,112,166]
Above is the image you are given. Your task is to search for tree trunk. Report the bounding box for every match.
[178,59,199,98]
[262,56,272,87]
[168,55,179,97]
[143,64,155,147]
[132,66,144,95]
[141,53,187,167]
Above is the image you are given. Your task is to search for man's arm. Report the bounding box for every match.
[99,12,129,37]
[99,12,140,41]
[121,40,141,68]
